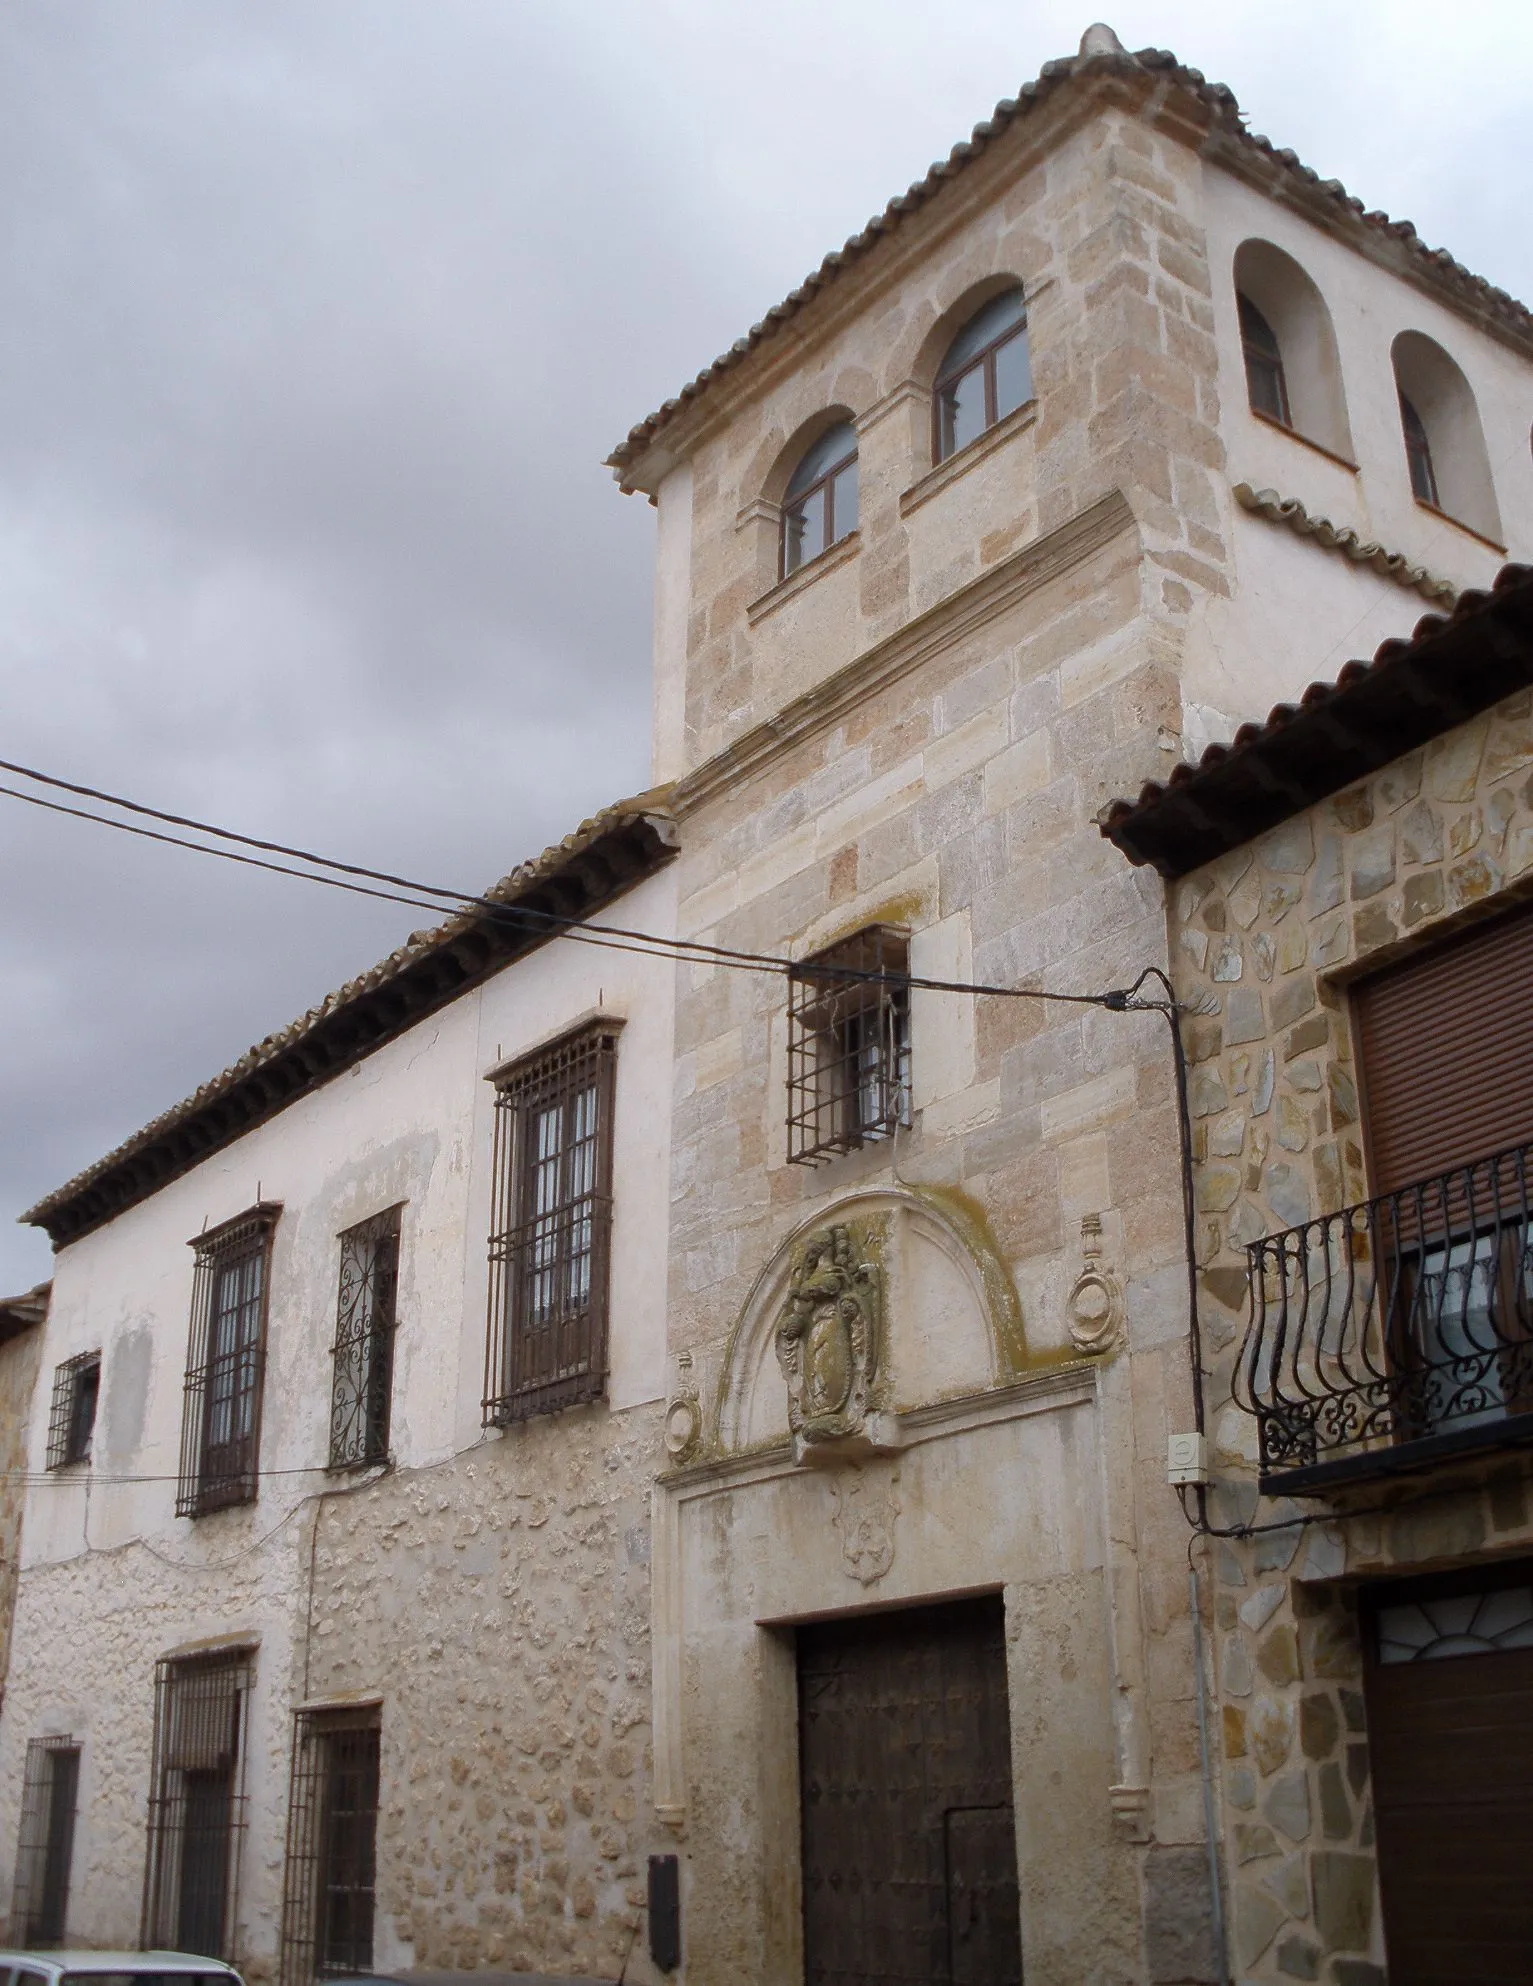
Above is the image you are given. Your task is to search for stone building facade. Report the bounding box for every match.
[4,21,1533,1986]
[1104,567,1533,1983]
[0,805,680,1984]
[608,22,1533,1986]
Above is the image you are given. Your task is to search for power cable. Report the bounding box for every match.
[0,754,1131,1009]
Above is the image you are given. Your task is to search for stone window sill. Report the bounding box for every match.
[1249,406,1358,472]
[898,400,1038,519]
[747,531,860,626]
[1414,497,1506,555]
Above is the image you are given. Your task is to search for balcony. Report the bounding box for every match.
[1234,1141,1533,1491]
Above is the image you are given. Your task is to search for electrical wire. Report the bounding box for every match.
[0,754,1131,1009]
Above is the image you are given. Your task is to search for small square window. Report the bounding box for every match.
[788,927,911,1165]
[45,1353,101,1469]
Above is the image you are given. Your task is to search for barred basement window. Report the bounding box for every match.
[176,1205,280,1518]
[328,1208,401,1469]
[484,1024,618,1426]
[142,1648,254,1961]
[45,1351,100,1468]
[11,1736,81,1945]
[788,927,911,1165]
[279,1708,381,1986]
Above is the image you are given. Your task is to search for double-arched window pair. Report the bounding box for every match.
[1234,241,1501,542]
[780,288,1033,578]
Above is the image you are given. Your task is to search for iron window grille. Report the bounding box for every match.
[279,1707,382,1986]
[933,288,1032,463]
[176,1206,280,1518]
[45,1351,101,1469]
[1235,1138,1533,1491]
[142,1648,255,1961]
[484,1024,618,1426]
[11,1736,81,1946]
[328,1208,401,1470]
[1238,293,1291,429]
[1399,391,1441,508]
[787,927,911,1166]
[781,422,859,578]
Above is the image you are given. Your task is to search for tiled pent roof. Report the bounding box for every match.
[606,28,1532,485]
[1099,565,1533,879]
[22,795,678,1248]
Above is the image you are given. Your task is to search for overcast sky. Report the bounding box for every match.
[2,0,1530,1293]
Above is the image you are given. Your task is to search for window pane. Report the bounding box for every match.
[938,364,986,459]
[784,420,857,500]
[1238,293,1290,426]
[828,460,858,543]
[938,288,1025,378]
[785,487,828,573]
[1400,393,1440,506]
[993,327,1033,420]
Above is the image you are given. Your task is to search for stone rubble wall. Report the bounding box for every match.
[1168,687,1533,1983]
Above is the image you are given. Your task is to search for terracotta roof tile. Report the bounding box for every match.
[607,37,1531,484]
[1099,564,1533,877]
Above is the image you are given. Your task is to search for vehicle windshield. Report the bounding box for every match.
[63,1973,231,1986]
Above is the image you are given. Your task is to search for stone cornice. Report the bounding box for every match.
[673,488,1137,818]
[1232,481,1459,605]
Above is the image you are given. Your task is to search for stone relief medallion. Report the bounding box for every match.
[663,1349,703,1465]
[775,1219,888,1456]
[1066,1212,1124,1355]
[832,1468,901,1586]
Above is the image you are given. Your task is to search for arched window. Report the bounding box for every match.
[781,421,858,578]
[1399,392,1439,508]
[1238,293,1290,428]
[1231,241,1352,460]
[933,288,1032,462]
[1391,331,1502,543]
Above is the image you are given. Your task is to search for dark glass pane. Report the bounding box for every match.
[992,326,1033,420]
[1400,393,1440,507]
[938,364,986,460]
[1238,293,1291,426]
[784,487,829,573]
[828,460,858,543]
[785,420,857,500]
[938,288,1025,380]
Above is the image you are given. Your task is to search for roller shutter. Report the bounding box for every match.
[1353,902,1533,1196]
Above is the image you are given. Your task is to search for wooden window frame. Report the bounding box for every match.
[787,927,911,1166]
[176,1205,280,1518]
[11,1735,81,1946]
[483,1023,619,1425]
[1238,291,1292,429]
[45,1351,101,1470]
[327,1207,401,1471]
[932,303,1031,465]
[1399,390,1441,509]
[781,436,859,580]
[279,1706,382,1986]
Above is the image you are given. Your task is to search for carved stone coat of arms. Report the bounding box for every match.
[774,1219,889,1458]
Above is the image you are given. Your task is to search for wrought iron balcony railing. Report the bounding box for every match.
[1234,1141,1533,1490]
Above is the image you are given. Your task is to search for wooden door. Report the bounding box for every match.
[798,1596,1022,1986]
[1364,1564,1533,1983]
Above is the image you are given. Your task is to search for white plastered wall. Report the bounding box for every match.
[0,864,677,1967]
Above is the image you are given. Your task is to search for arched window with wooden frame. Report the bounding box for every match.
[781,421,859,578]
[1391,330,1502,544]
[932,287,1032,463]
[1232,240,1352,459]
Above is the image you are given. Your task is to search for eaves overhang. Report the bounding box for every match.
[0,1280,50,1344]
[1099,564,1533,880]
[22,796,678,1250]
